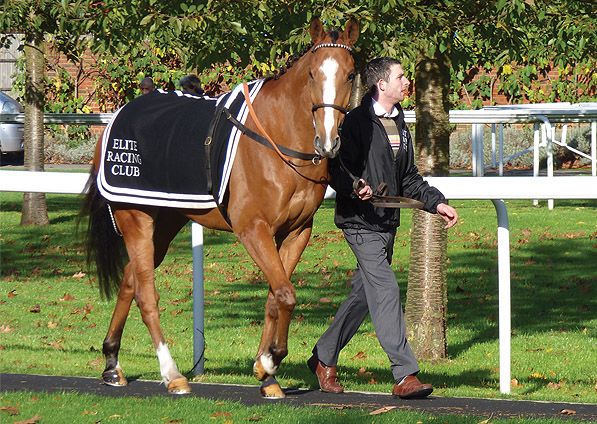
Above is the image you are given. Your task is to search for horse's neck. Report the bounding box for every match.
[261,59,311,116]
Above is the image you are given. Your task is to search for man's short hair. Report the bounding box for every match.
[363,57,402,94]
[179,74,203,94]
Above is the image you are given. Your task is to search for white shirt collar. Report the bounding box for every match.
[372,98,399,118]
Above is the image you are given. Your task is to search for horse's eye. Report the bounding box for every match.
[347,72,355,82]
[309,70,314,80]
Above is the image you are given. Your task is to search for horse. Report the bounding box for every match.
[81,17,359,399]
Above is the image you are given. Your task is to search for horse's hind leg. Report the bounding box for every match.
[102,262,135,387]
[103,207,190,393]
[150,209,191,393]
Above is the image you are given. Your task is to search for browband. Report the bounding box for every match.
[312,43,353,54]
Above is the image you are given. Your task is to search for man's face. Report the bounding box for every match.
[141,84,153,95]
[380,64,410,104]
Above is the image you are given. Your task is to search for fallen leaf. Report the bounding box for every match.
[319,297,333,303]
[369,406,396,415]
[511,378,520,387]
[72,271,86,278]
[357,367,371,378]
[14,415,43,424]
[8,290,18,297]
[0,324,14,333]
[29,305,41,313]
[59,293,76,301]
[352,351,367,361]
[558,409,576,415]
[212,410,232,418]
[0,406,20,415]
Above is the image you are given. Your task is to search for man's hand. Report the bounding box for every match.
[437,203,458,229]
[355,178,373,200]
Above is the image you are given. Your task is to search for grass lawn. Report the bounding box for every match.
[0,390,583,424]
[1,190,596,412]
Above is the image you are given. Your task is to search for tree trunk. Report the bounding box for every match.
[404,47,451,359]
[21,29,49,226]
[348,72,365,110]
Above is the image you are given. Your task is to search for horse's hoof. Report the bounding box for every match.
[102,368,128,387]
[168,377,192,394]
[259,377,285,399]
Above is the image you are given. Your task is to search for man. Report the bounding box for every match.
[178,74,203,95]
[308,57,458,399]
[140,77,155,95]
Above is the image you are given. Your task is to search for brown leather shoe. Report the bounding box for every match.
[307,355,344,393]
[392,375,433,399]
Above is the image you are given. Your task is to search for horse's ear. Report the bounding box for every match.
[343,18,359,45]
[309,17,325,43]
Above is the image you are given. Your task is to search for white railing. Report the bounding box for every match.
[2,169,596,395]
[4,102,596,192]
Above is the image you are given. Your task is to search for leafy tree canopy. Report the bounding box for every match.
[1,0,595,109]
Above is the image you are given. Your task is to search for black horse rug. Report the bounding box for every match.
[97,80,264,209]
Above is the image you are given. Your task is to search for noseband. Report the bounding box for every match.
[310,42,353,116]
[312,103,348,114]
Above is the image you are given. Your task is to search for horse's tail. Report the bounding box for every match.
[78,168,126,299]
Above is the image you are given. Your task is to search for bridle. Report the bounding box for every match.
[239,41,354,169]
[310,42,353,117]
[312,103,348,114]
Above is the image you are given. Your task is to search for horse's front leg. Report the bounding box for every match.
[237,221,297,398]
[247,223,314,398]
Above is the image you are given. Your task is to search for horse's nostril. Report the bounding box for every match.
[333,137,340,151]
[313,136,321,149]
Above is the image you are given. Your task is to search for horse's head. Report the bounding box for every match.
[308,18,359,158]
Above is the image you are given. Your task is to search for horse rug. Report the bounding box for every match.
[97,80,264,209]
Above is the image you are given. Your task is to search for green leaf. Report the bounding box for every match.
[140,14,153,26]
[229,21,247,35]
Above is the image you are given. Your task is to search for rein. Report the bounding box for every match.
[241,83,322,168]
[337,155,423,209]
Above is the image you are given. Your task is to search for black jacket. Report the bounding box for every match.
[329,94,446,231]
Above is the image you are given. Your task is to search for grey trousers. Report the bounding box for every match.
[313,228,420,382]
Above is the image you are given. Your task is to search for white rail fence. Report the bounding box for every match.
[2,170,596,395]
[2,102,597,180]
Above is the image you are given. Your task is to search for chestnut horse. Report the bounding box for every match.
[81,18,358,398]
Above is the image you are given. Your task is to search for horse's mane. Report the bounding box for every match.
[262,42,314,82]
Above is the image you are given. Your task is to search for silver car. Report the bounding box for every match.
[0,92,25,159]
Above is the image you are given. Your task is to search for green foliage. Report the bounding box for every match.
[11,51,92,145]
[2,1,596,110]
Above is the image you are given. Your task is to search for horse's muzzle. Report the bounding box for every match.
[314,135,340,158]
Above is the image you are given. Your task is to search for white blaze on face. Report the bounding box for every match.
[320,58,339,150]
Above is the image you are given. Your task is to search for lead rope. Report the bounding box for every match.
[107,204,123,237]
